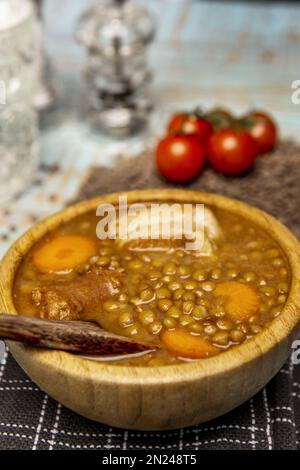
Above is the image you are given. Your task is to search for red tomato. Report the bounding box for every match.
[242,111,277,154]
[167,113,213,143]
[207,129,259,176]
[156,135,206,183]
[205,107,234,131]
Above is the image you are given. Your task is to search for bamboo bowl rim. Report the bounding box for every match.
[1,188,300,387]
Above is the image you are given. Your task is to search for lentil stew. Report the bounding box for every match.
[13,205,291,366]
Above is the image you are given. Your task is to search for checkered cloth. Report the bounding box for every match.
[1,140,300,450]
[0,347,299,450]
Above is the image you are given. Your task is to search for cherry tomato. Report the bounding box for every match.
[205,107,234,131]
[167,113,213,143]
[242,111,277,154]
[156,135,206,183]
[207,129,259,176]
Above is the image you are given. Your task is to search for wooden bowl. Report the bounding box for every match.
[1,189,300,431]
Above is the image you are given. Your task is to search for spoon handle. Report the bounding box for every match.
[0,314,155,355]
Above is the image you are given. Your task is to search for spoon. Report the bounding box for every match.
[0,314,158,356]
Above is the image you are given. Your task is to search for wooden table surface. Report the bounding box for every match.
[0,0,299,358]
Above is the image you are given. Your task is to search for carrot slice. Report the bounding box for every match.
[161,329,220,359]
[32,235,96,273]
[214,281,260,322]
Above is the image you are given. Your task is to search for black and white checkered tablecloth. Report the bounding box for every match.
[0,346,299,450]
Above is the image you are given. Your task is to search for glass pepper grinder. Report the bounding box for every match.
[75,0,156,137]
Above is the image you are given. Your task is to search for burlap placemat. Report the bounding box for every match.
[77,140,300,239]
[1,140,300,450]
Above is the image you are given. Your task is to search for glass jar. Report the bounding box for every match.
[0,0,39,204]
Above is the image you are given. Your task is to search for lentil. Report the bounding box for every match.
[139,310,156,325]
[158,299,173,312]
